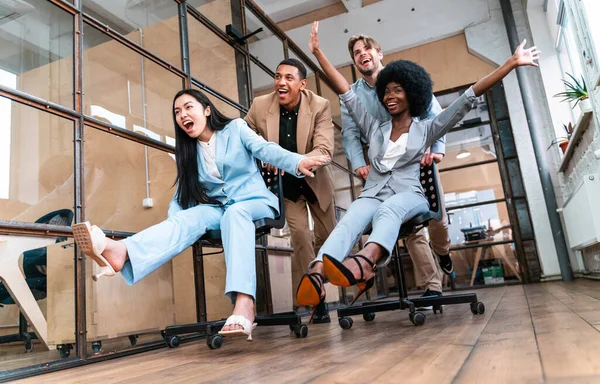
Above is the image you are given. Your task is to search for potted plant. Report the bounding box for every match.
[547,122,573,154]
[554,73,591,112]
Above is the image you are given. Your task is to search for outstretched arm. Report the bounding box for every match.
[426,39,539,145]
[473,39,539,96]
[309,21,350,95]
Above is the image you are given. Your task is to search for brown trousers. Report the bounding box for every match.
[285,196,336,306]
[404,168,450,292]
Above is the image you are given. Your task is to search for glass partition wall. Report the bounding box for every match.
[0,0,539,380]
[0,0,355,380]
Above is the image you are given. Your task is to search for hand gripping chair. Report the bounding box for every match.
[162,162,308,349]
[336,163,485,329]
[0,209,74,352]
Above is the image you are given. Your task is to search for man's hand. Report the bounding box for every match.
[298,155,331,177]
[355,165,370,180]
[263,162,284,176]
[420,153,444,166]
[308,21,320,55]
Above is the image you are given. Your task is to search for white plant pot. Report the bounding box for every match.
[579,98,592,113]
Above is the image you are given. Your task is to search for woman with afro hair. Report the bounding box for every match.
[296,21,540,308]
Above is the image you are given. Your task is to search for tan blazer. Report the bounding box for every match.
[244,89,335,211]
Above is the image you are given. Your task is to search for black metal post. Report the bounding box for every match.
[499,0,573,280]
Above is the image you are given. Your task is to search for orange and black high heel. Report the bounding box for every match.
[323,254,376,305]
[296,273,326,323]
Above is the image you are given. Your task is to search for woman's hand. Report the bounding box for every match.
[308,21,320,55]
[512,39,540,68]
[298,155,331,177]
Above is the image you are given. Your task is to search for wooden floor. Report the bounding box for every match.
[13,280,600,384]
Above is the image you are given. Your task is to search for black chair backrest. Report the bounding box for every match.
[398,162,443,238]
[419,163,442,222]
[254,160,286,234]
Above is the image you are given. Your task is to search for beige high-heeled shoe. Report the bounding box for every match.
[72,222,116,281]
[218,315,257,341]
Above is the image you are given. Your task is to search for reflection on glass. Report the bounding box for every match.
[84,128,177,233]
[82,0,181,66]
[440,162,504,202]
[193,86,244,119]
[188,16,240,106]
[0,0,73,108]
[84,244,195,357]
[0,98,74,223]
[244,7,285,72]
[250,61,274,98]
[0,234,75,368]
[497,120,516,157]
[446,200,511,246]
[188,0,232,30]
[440,125,496,170]
[437,89,489,126]
[451,243,520,287]
[83,23,182,144]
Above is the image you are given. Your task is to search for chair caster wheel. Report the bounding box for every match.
[91,341,102,354]
[57,344,72,358]
[166,335,180,348]
[339,317,353,330]
[433,305,443,314]
[471,302,485,315]
[409,312,426,326]
[293,324,308,338]
[289,324,295,332]
[363,312,376,322]
[207,334,223,349]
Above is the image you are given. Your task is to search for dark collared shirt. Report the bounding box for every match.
[279,100,317,204]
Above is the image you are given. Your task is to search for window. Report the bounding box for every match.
[556,8,586,123]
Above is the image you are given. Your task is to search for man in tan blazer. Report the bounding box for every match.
[245,58,336,323]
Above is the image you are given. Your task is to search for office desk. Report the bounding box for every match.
[466,238,522,286]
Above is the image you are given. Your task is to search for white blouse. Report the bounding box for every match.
[380,133,409,171]
[198,132,222,179]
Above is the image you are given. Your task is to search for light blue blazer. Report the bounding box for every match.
[167,118,305,217]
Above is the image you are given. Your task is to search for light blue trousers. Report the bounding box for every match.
[120,199,274,302]
[314,188,429,268]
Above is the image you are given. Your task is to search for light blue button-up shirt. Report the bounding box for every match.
[341,78,445,171]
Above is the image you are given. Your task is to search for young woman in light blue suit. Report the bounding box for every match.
[72,89,330,340]
[297,21,540,308]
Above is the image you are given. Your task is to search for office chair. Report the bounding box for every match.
[162,161,307,349]
[0,209,74,352]
[336,163,485,328]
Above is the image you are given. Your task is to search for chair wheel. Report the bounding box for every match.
[471,302,485,315]
[363,312,376,322]
[91,341,102,354]
[289,324,295,332]
[57,344,72,358]
[339,317,353,330]
[433,305,443,314]
[409,312,426,326]
[166,335,180,348]
[293,324,308,338]
[206,334,223,349]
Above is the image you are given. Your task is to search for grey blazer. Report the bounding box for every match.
[340,86,477,199]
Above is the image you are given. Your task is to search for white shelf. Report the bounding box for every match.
[559,110,594,172]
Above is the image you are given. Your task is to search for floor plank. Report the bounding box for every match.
[8,280,600,384]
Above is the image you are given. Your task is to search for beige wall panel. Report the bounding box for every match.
[383,34,496,92]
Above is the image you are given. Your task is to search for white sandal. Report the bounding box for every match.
[72,222,116,281]
[218,315,257,341]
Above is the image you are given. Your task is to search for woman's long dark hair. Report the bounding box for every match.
[172,89,233,209]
